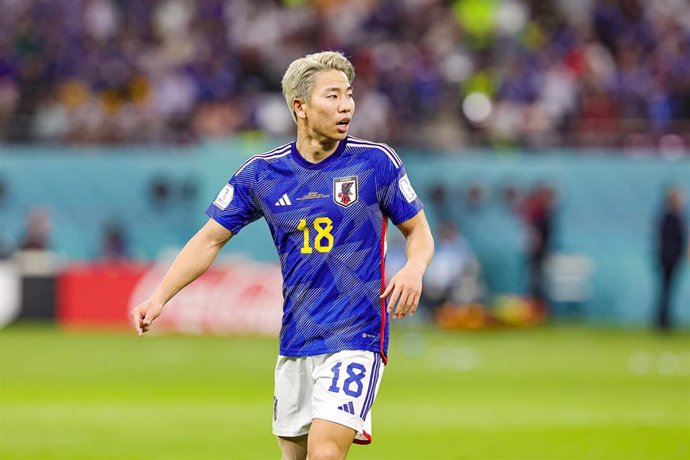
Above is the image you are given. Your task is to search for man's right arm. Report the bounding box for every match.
[131,218,233,336]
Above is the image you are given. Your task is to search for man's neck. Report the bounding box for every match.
[295,131,341,164]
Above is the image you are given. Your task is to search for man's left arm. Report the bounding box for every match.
[381,209,435,319]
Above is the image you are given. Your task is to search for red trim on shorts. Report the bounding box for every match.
[379,215,388,365]
[353,431,372,445]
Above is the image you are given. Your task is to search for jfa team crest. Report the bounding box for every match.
[333,176,358,207]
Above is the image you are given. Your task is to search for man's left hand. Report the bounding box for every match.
[380,262,425,319]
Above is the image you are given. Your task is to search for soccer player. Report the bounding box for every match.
[131,51,434,460]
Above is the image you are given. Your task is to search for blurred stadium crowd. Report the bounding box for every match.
[1,0,690,151]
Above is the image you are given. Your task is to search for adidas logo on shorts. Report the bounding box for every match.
[337,401,355,415]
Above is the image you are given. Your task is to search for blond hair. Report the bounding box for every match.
[281,51,355,124]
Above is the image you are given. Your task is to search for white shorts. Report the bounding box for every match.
[272,350,385,444]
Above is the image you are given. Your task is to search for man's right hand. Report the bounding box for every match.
[131,299,164,337]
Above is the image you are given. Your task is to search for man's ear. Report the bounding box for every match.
[292,98,307,120]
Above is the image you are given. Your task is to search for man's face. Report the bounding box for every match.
[298,69,355,141]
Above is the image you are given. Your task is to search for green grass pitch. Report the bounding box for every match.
[1,323,688,459]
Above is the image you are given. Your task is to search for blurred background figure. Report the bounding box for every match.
[422,222,484,314]
[18,207,51,251]
[521,184,556,311]
[100,220,130,261]
[655,185,687,331]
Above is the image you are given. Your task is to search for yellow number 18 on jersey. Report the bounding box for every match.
[297,217,334,253]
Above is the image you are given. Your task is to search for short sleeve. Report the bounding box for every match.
[377,152,423,225]
[205,165,263,234]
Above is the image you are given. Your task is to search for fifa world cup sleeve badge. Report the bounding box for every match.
[398,174,417,203]
[213,184,234,209]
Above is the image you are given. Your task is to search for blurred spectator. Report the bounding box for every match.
[500,182,520,212]
[422,222,484,312]
[521,183,556,307]
[0,0,689,150]
[464,183,486,213]
[428,183,450,220]
[18,208,51,250]
[654,185,687,331]
[101,220,130,261]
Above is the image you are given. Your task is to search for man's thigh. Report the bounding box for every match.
[277,435,308,460]
[307,419,355,460]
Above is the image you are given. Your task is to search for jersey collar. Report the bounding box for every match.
[291,137,348,170]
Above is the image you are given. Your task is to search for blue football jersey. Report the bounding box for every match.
[206,136,423,361]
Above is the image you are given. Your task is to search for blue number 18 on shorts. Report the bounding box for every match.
[272,350,385,444]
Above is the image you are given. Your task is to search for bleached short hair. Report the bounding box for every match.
[281,51,355,124]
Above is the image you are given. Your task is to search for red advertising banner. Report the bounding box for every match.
[57,262,148,327]
[57,259,284,335]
